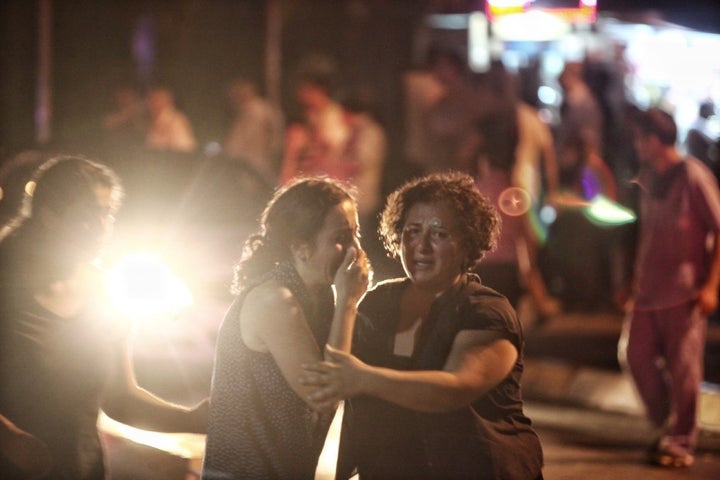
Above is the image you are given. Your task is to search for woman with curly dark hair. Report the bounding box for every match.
[301,171,544,479]
[202,177,369,479]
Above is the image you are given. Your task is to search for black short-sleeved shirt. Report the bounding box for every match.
[0,286,124,480]
[338,274,544,480]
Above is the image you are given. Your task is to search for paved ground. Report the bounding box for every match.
[103,399,720,480]
[530,401,720,480]
[104,304,720,479]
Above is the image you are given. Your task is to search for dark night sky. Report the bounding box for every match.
[1,0,718,156]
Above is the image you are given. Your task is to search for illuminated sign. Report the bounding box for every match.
[485,0,597,24]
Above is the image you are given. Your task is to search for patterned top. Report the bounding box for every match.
[202,261,335,480]
[337,275,544,480]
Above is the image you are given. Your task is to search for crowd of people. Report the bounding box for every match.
[96,50,633,320]
[1,46,720,479]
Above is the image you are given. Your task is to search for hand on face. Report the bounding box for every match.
[333,244,370,306]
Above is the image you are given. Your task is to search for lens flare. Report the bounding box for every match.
[498,187,532,217]
[107,252,193,318]
[584,195,637,226]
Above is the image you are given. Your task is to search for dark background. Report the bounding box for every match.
[1,0,718,166]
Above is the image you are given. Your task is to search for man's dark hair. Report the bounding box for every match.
[635,107,677,146]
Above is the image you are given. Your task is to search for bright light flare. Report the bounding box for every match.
[584,195,636,226]
[107,252,193,318]
[498,187,532,217]
[99,412,205,459]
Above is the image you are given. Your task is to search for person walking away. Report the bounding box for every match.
[619,108,720,468]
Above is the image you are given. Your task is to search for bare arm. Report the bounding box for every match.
[100,345,208,433]
[301,329,518,413]
[241,247,368,410]
[326,246,370,354]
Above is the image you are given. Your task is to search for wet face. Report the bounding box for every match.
[400,202,468,295]
[302,199,360,287]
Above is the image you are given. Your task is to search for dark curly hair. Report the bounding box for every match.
[232,176,356,294]
[379,171,500,271]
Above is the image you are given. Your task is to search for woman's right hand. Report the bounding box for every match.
[300,345,369,409]
[333,245,370,306]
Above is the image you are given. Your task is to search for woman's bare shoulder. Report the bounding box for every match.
[240,280,309,351]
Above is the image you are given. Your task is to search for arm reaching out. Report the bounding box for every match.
[300,329,517,413]
[100,345,209,433]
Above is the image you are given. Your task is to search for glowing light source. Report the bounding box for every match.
[99,412,205,459]
[107,252,193,318]
[25,181,36,196]
[584,195,636,226]
[539,204,557,224]
[486,0,597,24]
[537,85,560,106]
[491,11,571,42]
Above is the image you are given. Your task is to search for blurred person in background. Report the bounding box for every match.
[618,108,720,468]
[420,46,483,175]
[685,100,717,170]
[0,156,207,480]
[145,85,197,153]
[470,62,561,322]
[301,172,544,480]
[556,129,617,202]
[556,61,604,170]
[539,127,620,314]
[338,91,387,226]
[102,83,146,148]
[201,177,369,479]
[223,76,285,185]
[279,59,350,184]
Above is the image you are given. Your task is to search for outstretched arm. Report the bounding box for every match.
[100,345,208,433]
[300,329,517,413]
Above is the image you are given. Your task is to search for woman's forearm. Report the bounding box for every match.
[357,367,483,413]
[102,387,207,433]
[326,300,358,354]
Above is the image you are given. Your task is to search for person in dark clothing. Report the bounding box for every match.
[301,172,544,479]
[0,155,207,480]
